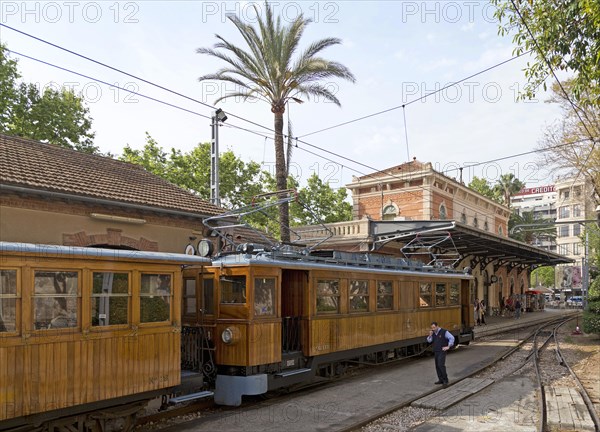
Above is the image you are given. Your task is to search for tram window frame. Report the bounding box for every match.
[140,273,173,324]
[254,277,276,317]
[91,272,130,328]
[203,276,215,315]
[316,279,340,314]
[183,277,197,318]
[32,270,80,331]
[435,283,447,307]
[0,269,19,335]
[376,280,393,311]
[349,279,369,313]
[448,283,460,306]
[220,275,247,305]
[419,283,432,308]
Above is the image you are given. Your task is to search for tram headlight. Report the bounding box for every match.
[221,327,240,345]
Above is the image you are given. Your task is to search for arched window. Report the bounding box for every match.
[439,204,447,220]
[483,221,489,231]
[461,212,467,224]
[498,226,504,236]
[382,204,397,221]
[473,217,479,228]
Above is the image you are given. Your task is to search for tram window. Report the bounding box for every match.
[377,281,393,310]
[316,279,340,313]
[449,283,460,306]
[220,276,246,304]
[140,274,172,323]
[91,272,129,326]
[183,278,197,317]
[0,270,18,333]
[349,280,369,312]
[203,278,215,314]
[254,278,275,316]
[419,283,432,308]
[33,271,79,330]
[435,283,447,307]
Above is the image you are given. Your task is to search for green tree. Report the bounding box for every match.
[530,266,555,288]
[120,133,266,208]
[0,44,97,153]
[491,0,600,106]
[509,210,556,243]
[292,174,352,225]
[494,174,525,206]
[538,80,600,201]
[196,2,355,242]
[467,176,501,202]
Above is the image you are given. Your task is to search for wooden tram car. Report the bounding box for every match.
[0,242,210,432]
[1,241,475,430]
[182,247,475,406]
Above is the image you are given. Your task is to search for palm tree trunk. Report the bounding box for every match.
[274,110,290,243]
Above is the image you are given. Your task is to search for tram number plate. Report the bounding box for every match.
[286,359,295,367]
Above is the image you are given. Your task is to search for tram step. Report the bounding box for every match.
[275,368,312,378]
[169,391,214,405]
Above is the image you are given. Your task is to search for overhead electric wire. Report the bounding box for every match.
[0,23,276,135]
[297,50,532,139]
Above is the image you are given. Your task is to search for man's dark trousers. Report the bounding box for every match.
[434,351,448,383]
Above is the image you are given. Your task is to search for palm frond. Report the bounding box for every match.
[294,83,342,106]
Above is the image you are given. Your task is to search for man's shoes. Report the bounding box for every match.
[434,381,443,385]
[443,381,449,386]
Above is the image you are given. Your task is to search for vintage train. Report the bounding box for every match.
[0,240,474,431]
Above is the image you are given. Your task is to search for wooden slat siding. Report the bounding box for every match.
[247,323,281,366]
[0,345,6,420]
[306,308,462,356]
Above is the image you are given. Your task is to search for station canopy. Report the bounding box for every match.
[371,220,572,267]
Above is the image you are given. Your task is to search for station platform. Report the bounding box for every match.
[472,308,581,338]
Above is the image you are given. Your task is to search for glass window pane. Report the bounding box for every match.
[449,284,460,306]
[92,297,128,326]
[203,278,214,314]
[350,280,369,312]
[185,279,196,297]
[220,276,246,304]
[184,297,197,316]
[140,296,171,322]
[317,296,339,313]
[317,280,339,296]
[377,281,393,310]
[0,299,16,332]
[0,270,17,295]
[349,280,368,295]
[34,297,78,329]
[93,272,129,294]
[254,278,275,316]
[141,274,172,295]
[435,284,447,306]
[419,283,432,307]
[34,271,78,295]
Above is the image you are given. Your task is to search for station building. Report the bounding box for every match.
[296,159,571,310]
[0,134,251,255]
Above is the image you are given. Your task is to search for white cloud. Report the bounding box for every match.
[461,23,475,32]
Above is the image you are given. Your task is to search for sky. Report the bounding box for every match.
[0,1,569,191]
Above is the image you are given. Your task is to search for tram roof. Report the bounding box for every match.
[0,242,212,264]
[211,251,471,278]
[371,220,573,266]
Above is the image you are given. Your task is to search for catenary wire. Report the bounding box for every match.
[8,48,593,206]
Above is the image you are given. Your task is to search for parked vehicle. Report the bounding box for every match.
[567,296,583,307]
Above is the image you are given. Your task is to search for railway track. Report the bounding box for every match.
[134,313,591,432]
[344,314,597,432]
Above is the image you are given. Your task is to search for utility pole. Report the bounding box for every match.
[583,228,589,309]
[210,109,227,207]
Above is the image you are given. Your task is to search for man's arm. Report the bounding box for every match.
[444,331,455,350]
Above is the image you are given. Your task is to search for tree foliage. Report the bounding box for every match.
[494,173,525,206]
[530,266,555,288]
[0,44,97,153]
[468,176,500,202]
[537,80,600,202]
[492,0,600,107]
[196,1,355,242]
[509,210,556,243]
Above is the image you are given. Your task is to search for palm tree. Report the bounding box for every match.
[197,2,355,242]
[494,174,525,206]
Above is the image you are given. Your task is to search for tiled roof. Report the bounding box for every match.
[0,134,224,217]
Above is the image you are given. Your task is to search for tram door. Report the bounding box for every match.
[460,279,474,329]
[281,269,308,352]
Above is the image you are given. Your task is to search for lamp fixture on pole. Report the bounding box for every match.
[210,108,228,207]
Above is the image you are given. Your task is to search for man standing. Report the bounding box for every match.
[426,321,455,385]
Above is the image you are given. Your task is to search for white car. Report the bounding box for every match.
[566,296,583,307]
